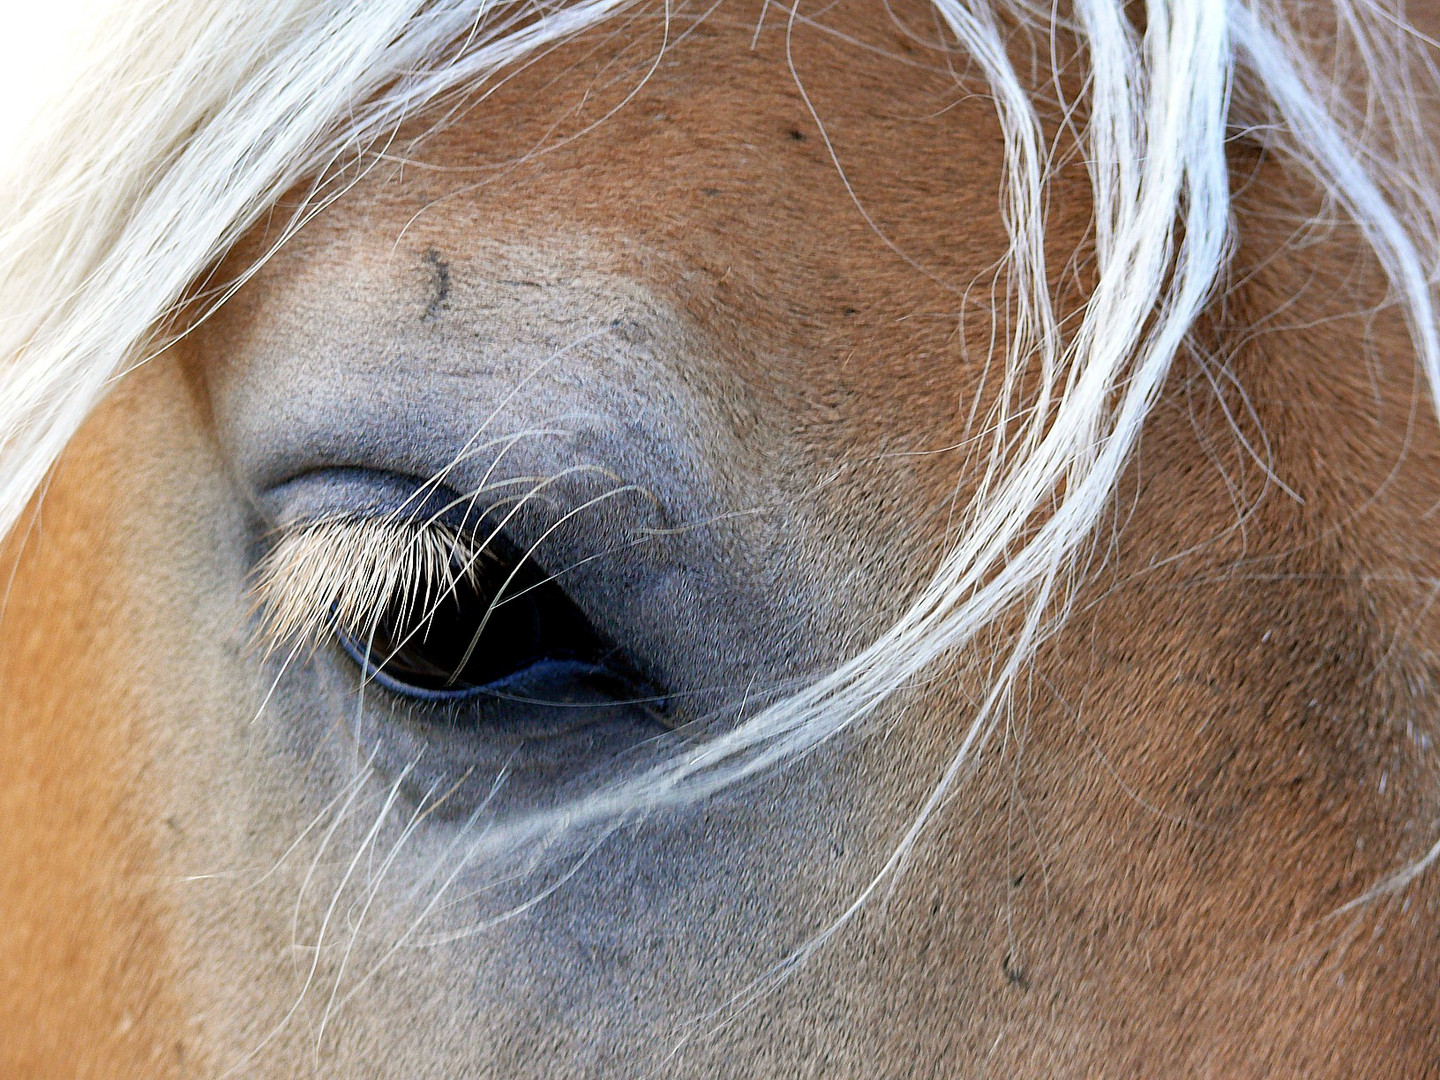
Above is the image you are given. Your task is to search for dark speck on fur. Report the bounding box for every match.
[422,248,450,322]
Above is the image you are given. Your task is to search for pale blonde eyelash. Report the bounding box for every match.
[251,515,487,658]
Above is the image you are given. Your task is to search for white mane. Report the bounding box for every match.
[2,0,1437,890]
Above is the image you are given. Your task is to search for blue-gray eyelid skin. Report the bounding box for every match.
[263,467,485,535]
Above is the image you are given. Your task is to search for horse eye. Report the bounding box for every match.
[338,533,625,703]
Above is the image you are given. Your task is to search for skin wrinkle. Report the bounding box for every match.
[5,0,1440,1075]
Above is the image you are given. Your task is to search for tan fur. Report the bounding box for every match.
[0,360,200,1077]
[5,1,1440,1074]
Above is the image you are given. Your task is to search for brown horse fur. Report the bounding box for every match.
[3,0,1440,1074]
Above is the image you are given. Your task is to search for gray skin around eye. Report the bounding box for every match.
[186,237,894,1078]
[210,240,846,731]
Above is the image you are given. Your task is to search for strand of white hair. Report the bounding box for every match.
[0,0,1436,885]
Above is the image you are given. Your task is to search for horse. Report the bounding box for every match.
[2,0,1439,1074]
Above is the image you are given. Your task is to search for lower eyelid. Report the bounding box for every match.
[337,630,639,708]
[335,626,491,702]
[335,630,673,748]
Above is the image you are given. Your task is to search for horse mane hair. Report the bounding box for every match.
[2,0,1437,886]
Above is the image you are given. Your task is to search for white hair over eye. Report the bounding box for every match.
[0,0,1436,907]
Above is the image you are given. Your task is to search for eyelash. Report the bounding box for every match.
[253,513,486,663]
[251,510,653,712]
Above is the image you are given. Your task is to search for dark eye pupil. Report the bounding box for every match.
[348,537,611,698]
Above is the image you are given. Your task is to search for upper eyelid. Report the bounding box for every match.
[263,456,640,536]
[331,419,625,535]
